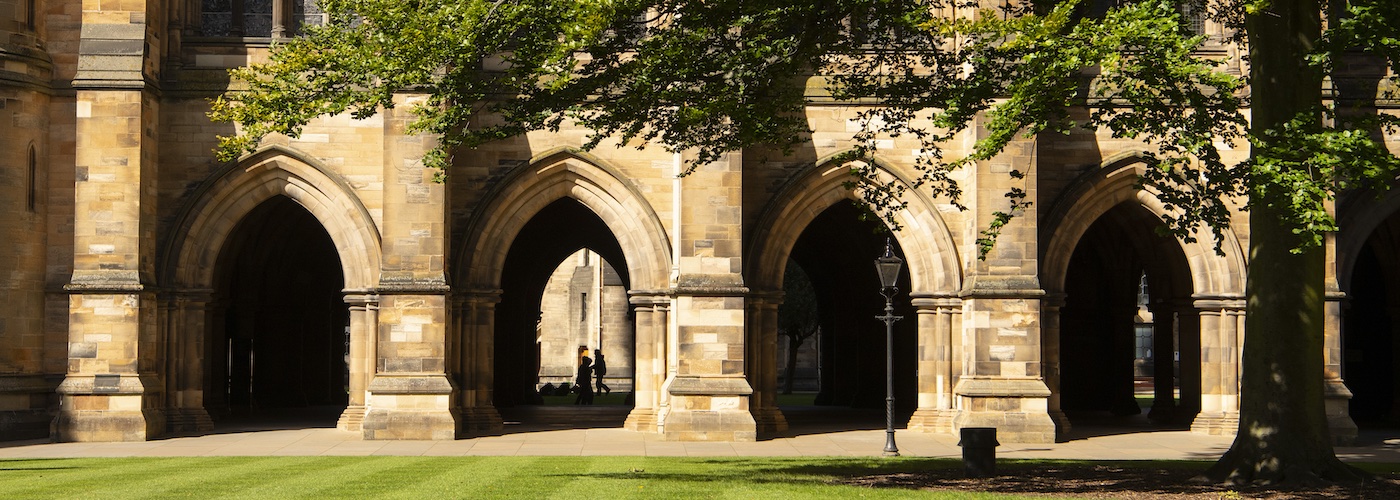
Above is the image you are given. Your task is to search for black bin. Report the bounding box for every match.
[958,427,999,477]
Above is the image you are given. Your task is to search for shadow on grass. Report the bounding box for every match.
[564,457,1400,499]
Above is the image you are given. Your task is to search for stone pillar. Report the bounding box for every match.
[747,291,788,435]
[625,291,666,431]
[662,151,755,441]
[56,9,165,439]
[361,97,457,440]
[1147,302,1177,423]
[653,299,676,429]
[456,290,503,436]
[953,289,1055,443]
[1037,294,1071,435]
[908,294,961,434]
[338,293,376,431]
[1324,289,1358,445]
[362,290,456,440]
[1191,297,1243,436]
[164,291,214,433]
[950,135,1054,443]
[1174,301,1203,418]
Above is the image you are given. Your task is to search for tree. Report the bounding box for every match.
[212,0,1400,486]
[777,261,820,395]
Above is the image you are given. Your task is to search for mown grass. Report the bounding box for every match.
[0,456,1028,499]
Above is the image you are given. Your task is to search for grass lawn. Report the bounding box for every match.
[5,456,1396,499]
[0,456,1031,499]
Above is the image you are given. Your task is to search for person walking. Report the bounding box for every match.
[594,349,610,396]
[574,356,594,405]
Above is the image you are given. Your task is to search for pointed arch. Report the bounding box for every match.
[1041,155,1245,296]
[456,149,672,291]
[1337,189,1400,291]
[161,145,382,290]
[746,154,962,295]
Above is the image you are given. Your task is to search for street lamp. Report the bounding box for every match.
[874,238,903,457]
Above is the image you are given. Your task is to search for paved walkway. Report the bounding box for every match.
[4,407,1400,462]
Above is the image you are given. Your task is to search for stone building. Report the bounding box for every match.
[1,1,1398,444]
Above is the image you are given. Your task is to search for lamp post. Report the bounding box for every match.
[874,238,903,457]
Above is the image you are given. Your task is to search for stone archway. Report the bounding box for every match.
[454,149,672,434]
[160,146,382,433]
[746,156,963,434]
[1041,156,1248,438]
[1338,191,1400,428]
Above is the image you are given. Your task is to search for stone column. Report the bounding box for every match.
[908,294,961,434]
[456,290,503,435]
[338,293,377,431]
[55,9,165,440]
[361,97,457,440]
[1147,302,1178,423]
[1324,289,1358,445]
[1191,297,1243,436]
[662,151,754,441]
[1037,294,1070,434]
[625,291,666,431]
[653,299,675,429]
[1173,300,1203,418]
[950,135,1054,444]
[165,290,214,433]
[747,290,787,435]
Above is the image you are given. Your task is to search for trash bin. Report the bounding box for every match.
[958,427,999,477]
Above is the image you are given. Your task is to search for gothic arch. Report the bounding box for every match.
[746,155,962,294]
[1337,189,1400,291]
[162,145,382,290]
[456,148,672,291]
[1041,155,1245,297]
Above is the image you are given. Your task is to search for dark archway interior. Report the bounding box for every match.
[1344,210,1400,425]
[787,201,916,415]
[495,198,631,408]
[208,196,348,420]
[1059,202,1199,426]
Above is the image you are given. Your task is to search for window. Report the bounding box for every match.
[25,0,36,30]
[27,146,37,213]
[201,0,324,38]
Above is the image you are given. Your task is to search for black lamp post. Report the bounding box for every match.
[874,238,903,457]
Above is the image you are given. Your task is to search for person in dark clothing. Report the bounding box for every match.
[574,356,594,405]
[594,349,610,395]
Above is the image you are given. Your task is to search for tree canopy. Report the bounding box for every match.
[212,0,1400,487]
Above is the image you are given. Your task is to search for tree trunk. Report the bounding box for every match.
[1204,0,1362,485]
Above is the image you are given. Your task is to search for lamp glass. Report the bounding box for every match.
[875,241,903,288]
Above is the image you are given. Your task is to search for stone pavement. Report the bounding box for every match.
[3,406,1400,462]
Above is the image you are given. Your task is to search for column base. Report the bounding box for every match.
[458,406,504,437]
[337,405,367,432]
[624,408,658,432]
[906,408,957,434]
[362,374,459,440]
[166,407,214,434]
[1189,411,1239,436]
[1048,409,1072,436]
[752,405,788,435]
[952,378,1055,443]
[1325,380,1358,446]
[54,374,164,442]
[662,377,756,442]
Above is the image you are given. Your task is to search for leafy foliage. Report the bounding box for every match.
[210,0,1399,257]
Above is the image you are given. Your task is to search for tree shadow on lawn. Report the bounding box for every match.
[575,458,1400,499]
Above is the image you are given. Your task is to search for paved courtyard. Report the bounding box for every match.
[4,406,1400,462]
